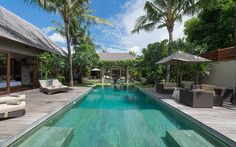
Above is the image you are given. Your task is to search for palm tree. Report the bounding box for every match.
[25,0,89,86]
[132,0,199,82]
[49,5,112,83]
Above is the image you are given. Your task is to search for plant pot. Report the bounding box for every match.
[141,78,147,85]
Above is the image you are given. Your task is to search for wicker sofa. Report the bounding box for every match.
[179,89,214,108]
[156,82,177,94]
[180,84,234,107]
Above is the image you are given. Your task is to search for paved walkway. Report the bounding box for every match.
[143,88,236,143]
[0,87,92,145]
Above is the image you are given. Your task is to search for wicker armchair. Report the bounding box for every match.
[179,89,214,108]
[156,83,177,94]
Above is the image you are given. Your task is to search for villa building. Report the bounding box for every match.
[0,6,65,95]
[98,52,135,84]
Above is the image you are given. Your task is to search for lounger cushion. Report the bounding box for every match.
[52,79,63,87]
[0,101,25,118]
[10,93,21,97]
[39,80,47,88]
[0,94,25,104]
[162,82,177,87]
[182,81,194,89]
[6,99,21,105]
[201,84,216,91]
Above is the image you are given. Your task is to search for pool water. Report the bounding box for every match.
[10,86,228,147]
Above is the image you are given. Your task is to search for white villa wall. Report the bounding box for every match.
[203,60,236,90]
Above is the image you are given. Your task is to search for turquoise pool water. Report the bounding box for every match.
[11,86,228,147]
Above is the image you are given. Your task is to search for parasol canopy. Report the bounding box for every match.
[157,51,211,65]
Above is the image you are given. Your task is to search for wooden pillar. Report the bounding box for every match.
[6,53,10,93]
[101,67,105,83]
[125,66,129,84]
[32,58,39,88]
[119,68,121,79]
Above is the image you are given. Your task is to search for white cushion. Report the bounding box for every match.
[182,81,194,89]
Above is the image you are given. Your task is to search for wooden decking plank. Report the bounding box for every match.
[0,87,91,144]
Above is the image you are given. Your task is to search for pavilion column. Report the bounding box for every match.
[101,67,105,83]
[125,66,129,84]
[6,53,10,93]
[32,58,39,88]
[119,68,121,78]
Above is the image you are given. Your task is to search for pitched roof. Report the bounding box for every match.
[0,6,66,56]
[98,52,135,61]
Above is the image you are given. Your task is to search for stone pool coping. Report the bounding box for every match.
[137,87,236,147]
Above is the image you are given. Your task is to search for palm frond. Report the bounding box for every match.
[157,23,167,29]
[82,14,113,27]
[24,0,57,12]
[132,21,156,34]
[131,15,150,34]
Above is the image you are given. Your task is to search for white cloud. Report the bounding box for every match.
[41,27,52,35]
[48,32,66,44]
[41,27,66,49]
[95,0,192,54]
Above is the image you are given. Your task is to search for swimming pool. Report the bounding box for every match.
[10,86,231,146]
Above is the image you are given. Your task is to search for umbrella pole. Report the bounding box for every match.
[176,62,179,90]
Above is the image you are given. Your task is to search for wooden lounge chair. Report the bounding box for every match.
[0,94,26,118]
[179,89,214,108]
[39,79,69,95]
[0,94,25,104]
[0,101,25,118]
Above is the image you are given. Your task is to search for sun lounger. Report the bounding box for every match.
[0,101,25,118]
[39,79,69,95]
[0,94,25,104]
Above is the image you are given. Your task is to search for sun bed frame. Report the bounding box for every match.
[39,79,69,95]
[0,101,26,118]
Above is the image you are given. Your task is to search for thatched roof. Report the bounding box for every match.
[0,6,66,56]
[98,52,135,61]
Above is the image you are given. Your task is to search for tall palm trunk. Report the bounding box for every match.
[65,19,73,87]
[166,26,173,82]
[234,2,236,53]
[234,2,236,94]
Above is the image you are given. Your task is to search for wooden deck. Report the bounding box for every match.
[0,87,92,146]
[143,88,236,143]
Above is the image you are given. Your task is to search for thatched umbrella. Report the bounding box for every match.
[91,68,101,72]
[157,51,211,86]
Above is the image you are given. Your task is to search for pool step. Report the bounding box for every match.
[18,126,73,147]
[165,130,214,147]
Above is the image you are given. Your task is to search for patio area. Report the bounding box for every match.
[142,88,236,142]
[0,87,92,145]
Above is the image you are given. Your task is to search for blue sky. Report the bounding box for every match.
[0,0,188,54]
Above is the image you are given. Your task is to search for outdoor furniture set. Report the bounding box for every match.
[156,82,235,108]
